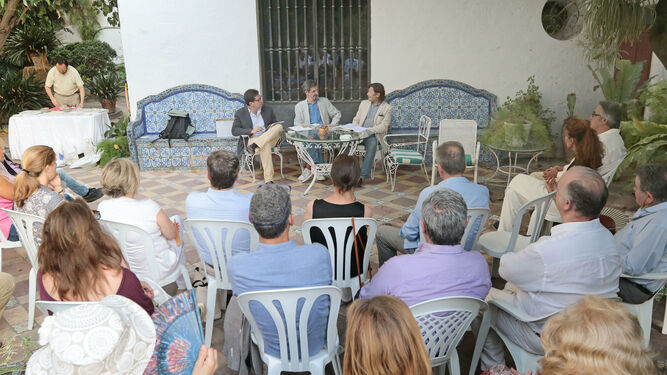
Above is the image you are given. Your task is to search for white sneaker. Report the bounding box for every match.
[316,173,326,181]
[298,168,312,182]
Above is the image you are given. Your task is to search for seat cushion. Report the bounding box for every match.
[477,231,531,258]
[389,149,423,165]
[465,154,472,166]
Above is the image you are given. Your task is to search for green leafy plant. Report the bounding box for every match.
[48,40,117,83]
[617,119,667,176]
[589,59,646,118]
[87,71,124,103]
[104,116,128,138]
[66,0,100,41]
[2,24,60,66]
[566,93,576,118]
[0,71,50,124]
[638,79,667,124]
[481,76,554,150]
[97,135,129,166]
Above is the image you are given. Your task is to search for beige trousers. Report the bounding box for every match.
[0,272,16,319]
[54,92,81,107]
[498,174,561,233]
[248,124,283,183]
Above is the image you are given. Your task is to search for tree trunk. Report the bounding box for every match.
[0,0,22,54]
[649,0,667,68]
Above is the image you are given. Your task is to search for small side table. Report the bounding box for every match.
[483,143,547,186]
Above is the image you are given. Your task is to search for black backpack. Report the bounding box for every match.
[152,111,196,147]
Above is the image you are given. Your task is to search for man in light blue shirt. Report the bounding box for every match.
[376,141,489,266]
[228,184,332,358]
[185,150,253,265]
[616,164,667,303]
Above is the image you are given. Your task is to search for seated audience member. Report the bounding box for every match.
[37,199,154,315]
[498,117,603,232]
[376,141,489,266]
[616,163,667,304]
[351,82,393,180]
[361,189,491,306]
[0,272,15,321]
[231,89,283,184]
[26,295,219,375]
[591,101,627,181]
[344,295,432,375]
[98,158,188,290]
[481,166,622,370]
[227,184,332,357]
[186,150,253,264]
[294,79,341,182]
[482,296,657,375]
[13,145,66,244]
[304,154,372,281]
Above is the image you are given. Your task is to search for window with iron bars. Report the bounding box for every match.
[257,0,370,103]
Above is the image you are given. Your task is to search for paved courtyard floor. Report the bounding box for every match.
[0,151,664,374]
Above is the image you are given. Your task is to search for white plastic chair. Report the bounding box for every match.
[0,225,22,272]
[431,119,480,185]
[410,297,487,375]
[99,219,192,291]
[184,219,260,347]
[4,209,44,330]
[237,286,343,375]
[35,300,93,315]
[478,192,555,275]
[600,157,624,187]
[620,272,667,346]
[419,208,490,252]
[383,115,432,191]
[240,134,284,182]
[301,218,377,300]
[468,298,559,375]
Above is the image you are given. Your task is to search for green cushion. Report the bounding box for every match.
[390,149,423,165]
[465,154,472,166]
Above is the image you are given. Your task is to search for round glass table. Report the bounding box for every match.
[286,127,364,194]
[483,142,547,186]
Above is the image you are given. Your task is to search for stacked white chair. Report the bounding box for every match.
[431,119,480,185]
[4,209,44,330]
[301,218,377,300]
[184,219,260,346]
[410,296,487,375]
[237,285,343,375]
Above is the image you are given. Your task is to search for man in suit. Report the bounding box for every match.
[352,82,393,179]
[231,89,283,183]
[293,80,341,182]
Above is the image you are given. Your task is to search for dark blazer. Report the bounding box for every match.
[231,105,278,155]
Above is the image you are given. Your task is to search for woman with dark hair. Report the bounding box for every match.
[37,198,154,315]
[304,155,372,284]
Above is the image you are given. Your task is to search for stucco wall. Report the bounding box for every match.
[117,0,260,118]
[370,0,605,147]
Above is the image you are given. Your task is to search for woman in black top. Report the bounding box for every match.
[304,154,372,278]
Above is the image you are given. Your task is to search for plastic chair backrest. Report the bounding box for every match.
[438,119,478,160]
[417,115,432,154]
[36,300,93,315]
[301,218,377,297]
[508,191,555,250]
[99,219,161,283]
[410,296,487,366]
[237,286,342,372]
[600,158,623,187]
[184,219,259,289]
[3,209,44,269]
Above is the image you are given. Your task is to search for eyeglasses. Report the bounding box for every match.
[250,183,292,226]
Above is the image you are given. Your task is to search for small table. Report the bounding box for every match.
[8,108,110,159]
[483,142,547,186]
[286,127,363,195]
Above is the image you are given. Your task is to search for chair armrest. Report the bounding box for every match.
[622,272,667,281]
[138,277,170,305]
[432,140,438,164]
[488,299,558,323]
[383,133,420,145]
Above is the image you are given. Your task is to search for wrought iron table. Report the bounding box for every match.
[483,142,547,186]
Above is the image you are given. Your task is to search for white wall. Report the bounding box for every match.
[117,0,260,119]
[371,0,604,149]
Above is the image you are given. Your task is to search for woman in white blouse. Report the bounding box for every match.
[98,158,187,290]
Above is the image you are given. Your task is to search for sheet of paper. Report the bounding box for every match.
[337,123,367,133]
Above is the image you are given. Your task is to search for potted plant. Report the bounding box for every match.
[3,25,59,68]
[87,71,124,112]
[97,117,131,166]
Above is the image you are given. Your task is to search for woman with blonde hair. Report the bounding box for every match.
[37,199,154,314]
[13,145,65,242]
[344,295,431,375]
[98,158,187,290]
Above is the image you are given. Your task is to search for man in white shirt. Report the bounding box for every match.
[480,166,622,370]
[591,101,627,182]
[44,57,85,108]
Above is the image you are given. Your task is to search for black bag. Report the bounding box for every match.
[152,112,196,147]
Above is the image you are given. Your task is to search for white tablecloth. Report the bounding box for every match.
[8,109,110,159]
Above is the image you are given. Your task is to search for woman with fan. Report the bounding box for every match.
[37,198,155,315]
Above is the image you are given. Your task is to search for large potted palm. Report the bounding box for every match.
[87,71,124,113]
